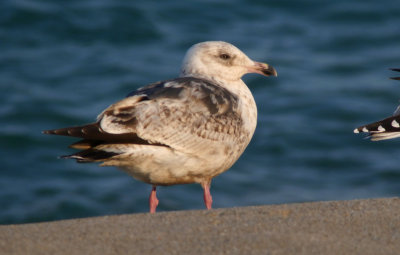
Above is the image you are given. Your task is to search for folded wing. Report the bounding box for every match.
[44,77,245,161]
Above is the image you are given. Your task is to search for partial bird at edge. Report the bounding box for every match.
[354,68,400,141]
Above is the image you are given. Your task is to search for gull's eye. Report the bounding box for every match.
[219,53,231,60]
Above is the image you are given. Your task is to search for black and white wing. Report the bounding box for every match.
[354,68,400,141]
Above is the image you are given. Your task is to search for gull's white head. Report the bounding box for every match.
[180,41,277,82]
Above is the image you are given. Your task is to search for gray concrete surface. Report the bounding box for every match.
[0,197,399,255]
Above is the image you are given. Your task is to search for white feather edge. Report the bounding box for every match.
[98,95,146,134]
[369,132,400,141]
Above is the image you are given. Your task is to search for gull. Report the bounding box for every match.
[44,41,277,213]
[354,68,400,141]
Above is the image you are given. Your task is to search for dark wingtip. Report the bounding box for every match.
[59,154,90,163]
[390,68,400,80]
[59,154,81,159]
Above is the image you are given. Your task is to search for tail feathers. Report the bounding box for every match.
[68,139,103,150]
[368,132,400,141]
[354,115,400,141]
[61,149,121,163]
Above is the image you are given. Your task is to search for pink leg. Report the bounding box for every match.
[149,185,159,214]
[201,181,213,210]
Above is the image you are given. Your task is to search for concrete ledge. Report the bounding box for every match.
[0,197,399,255]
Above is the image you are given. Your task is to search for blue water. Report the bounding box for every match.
[1,0,400,224]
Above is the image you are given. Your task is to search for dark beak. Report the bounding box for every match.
[250,62,278,77]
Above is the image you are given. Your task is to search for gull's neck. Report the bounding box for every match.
[180,72,242,95]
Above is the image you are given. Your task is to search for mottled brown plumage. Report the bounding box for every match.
[44,41,277,213]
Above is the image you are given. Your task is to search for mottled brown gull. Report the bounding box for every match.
[44,41,277,213]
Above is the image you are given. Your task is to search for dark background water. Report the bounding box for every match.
[1,0,400,224]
